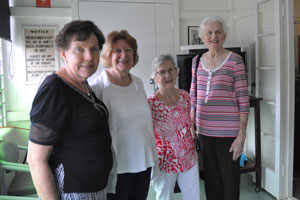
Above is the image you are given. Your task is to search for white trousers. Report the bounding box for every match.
[152,161,200,200]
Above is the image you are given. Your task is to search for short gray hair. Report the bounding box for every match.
[150,54,178,79]
[198,16,227,39]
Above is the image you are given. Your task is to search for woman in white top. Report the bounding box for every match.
[90,30,158,200]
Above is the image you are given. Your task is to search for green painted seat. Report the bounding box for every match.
[0,141,37,199]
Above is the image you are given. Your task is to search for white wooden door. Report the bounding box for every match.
[254,0,287,198]
[78,1,174,96]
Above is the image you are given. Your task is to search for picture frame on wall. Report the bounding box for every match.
[188,26,203,45]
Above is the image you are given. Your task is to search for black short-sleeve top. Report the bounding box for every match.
[29,73,113,193]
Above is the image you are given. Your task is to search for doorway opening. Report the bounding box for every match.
[293,4,300,196]
[294,75,300,198]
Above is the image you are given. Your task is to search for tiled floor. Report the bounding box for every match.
[147,174,276,200]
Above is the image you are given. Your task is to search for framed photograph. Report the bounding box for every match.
[188,26,203,45]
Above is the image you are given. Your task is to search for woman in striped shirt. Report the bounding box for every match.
[190,16,250,200]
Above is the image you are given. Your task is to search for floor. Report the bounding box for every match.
[147,174,276,200]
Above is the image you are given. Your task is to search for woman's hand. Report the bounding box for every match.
[229,133,246,161]
[190,110,196,139]
[190,125,196,139]
[229,113,248,161]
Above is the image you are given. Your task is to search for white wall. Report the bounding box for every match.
[178,0,233,45]
[3,1,71,126]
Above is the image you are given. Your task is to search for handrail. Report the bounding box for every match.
[0,126,30,130]
[0,160,30,172]
[0,196,38,200]
[17,145,28,151]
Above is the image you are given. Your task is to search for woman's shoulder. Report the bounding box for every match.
[39,73,65,92]
[130,74,147,95]
[191,54,203,69]
[229,51,244,62]
[147,93,155,100]
[89,70,110,100]
[147,92,161,109]
[147,91,158,102]
[37,74,73,101]
[177,89,191,104]
[32,74,69,112]
[178,88,189,97]
[192,54,202,62]
[90,70,109,88]
[131,74,143,85]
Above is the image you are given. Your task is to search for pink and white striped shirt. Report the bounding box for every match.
[190,51,250,137]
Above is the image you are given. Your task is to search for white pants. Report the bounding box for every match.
[152,162,200,200]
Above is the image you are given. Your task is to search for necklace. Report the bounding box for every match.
[82,84,109,119]
[61,67,90,95]
[58,76,109,120]
[71,79,90,96]
[58,74,89,96]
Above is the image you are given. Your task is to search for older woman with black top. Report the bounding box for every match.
[27,20,113,200]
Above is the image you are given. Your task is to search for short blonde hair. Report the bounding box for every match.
[100,30,139,68]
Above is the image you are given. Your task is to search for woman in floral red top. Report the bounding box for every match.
[148,54,200,200]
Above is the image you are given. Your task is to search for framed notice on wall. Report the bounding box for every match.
[24,26,58,83]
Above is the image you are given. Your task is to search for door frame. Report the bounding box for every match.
[282,0,295,198]
[254,0,295,198]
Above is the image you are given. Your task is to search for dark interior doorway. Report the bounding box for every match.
[294,77,300,198]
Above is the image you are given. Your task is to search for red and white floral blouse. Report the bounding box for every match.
[148,89,198,173]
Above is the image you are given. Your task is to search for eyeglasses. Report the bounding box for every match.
[204,30,223,36]
[156,68,177,77]
[112,48,134,55]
